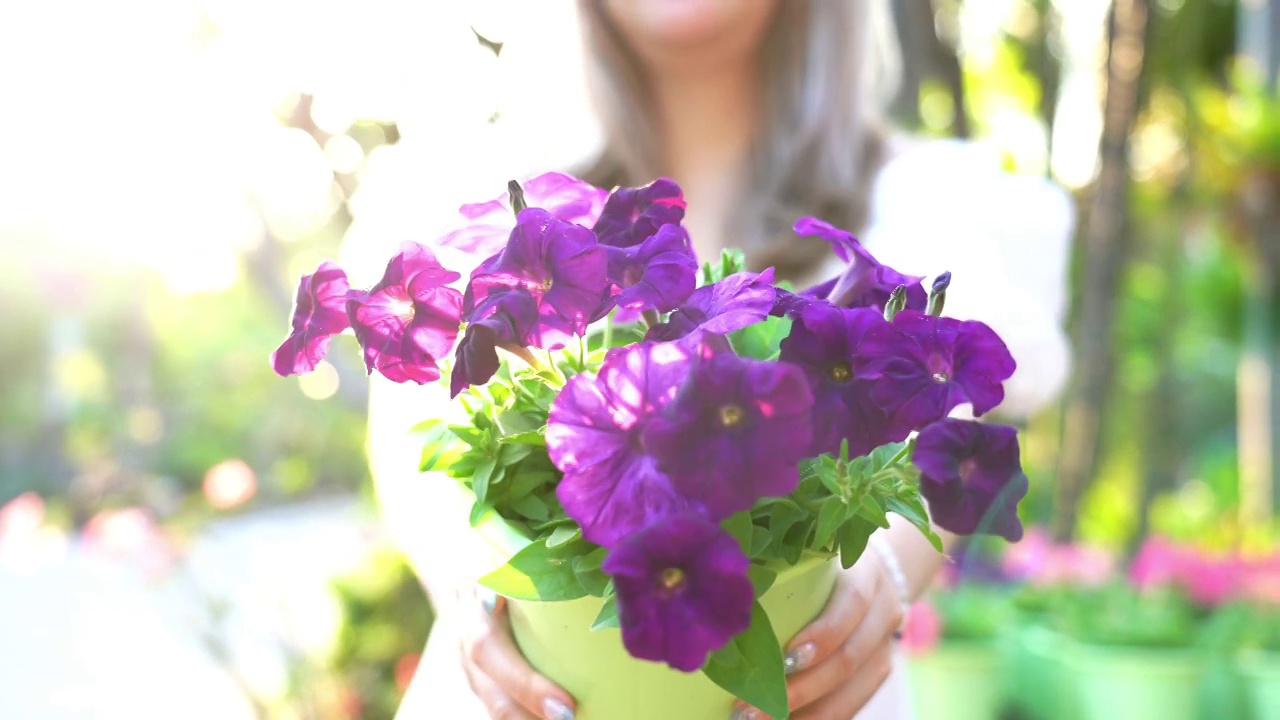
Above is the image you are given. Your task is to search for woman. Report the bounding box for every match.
[372,1,1073,718]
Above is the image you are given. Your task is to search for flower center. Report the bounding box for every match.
[390,298,415,321]
[660,567,685,592]
[718,404,744,427]
[541,277,554,291]
[926,354,951,384]
[958,458,979,486]
[829,362,852,382]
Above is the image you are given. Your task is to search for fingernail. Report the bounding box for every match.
[480,590,498,615]
[783,642,816,675]
[543,697,575,720]
[730,706,762,720]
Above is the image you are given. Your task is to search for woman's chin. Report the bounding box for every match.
[603,0,777,53]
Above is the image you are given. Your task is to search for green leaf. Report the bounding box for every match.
[573,547,611,597]
[468,500,491,527]
[479,541,588,601]
[702,601,789,719]
[700,248,747,285]
[545,524,581,548]
[767,500,807,553]
[728,315,792,360]
[497,442,534,466]
[886,495,944,551]
[447,424,486,447]
[813,497,847,549]
[722,512,754,555]
[749,527,772,558]
[591,594,620,630]
[509,493,550,521]
[471,457,497,505]
[857,494,890,529]
[499,430,546,446]
[837,516,876,569]
[747,565,777,597]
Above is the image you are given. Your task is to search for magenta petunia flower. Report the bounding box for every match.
[464,208,609,350]
[592,178,687,249]
[346,243,464,385]
[644,349,814,518]
[271,261,353,376]
[450,289,539,398]
[778,302,904,457]
[794,216,927,311]
[912,419,1026,541]
[603,513,753,672]
[437,172,609,257]
[546,342,703,548]
[645,269,778,346]
[606,223,698,316]
[856,311,1016,436]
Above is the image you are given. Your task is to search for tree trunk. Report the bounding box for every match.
[888,0,969,137]
[1052,0,1151,541]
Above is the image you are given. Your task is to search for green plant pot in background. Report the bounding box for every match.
[1067,644,1202,720]
[1003,619,1078,720]
[1239,649,1280,720]
[908,641,1003,720]
[474,510,839,720]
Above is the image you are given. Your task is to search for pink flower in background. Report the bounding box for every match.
[0,492,68,573]
[437,172,610,257]
[1000,526,1114,587]
[1242,554,1280,604]
[1130,537,1242,607]
[394,653,421,693]
[81,507,176,579]
[203,458,258,510]
[901,601,942,655]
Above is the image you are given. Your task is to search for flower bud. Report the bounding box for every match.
[928,272,951,317]
[884,285,907,321]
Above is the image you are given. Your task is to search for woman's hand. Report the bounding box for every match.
[731,553,903,720]
[459,588,578,720]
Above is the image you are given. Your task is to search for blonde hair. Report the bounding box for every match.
[576,0,891,280]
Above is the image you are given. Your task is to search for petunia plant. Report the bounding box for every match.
[272,173,1030,719]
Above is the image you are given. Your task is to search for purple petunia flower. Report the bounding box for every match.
[603,513,753,672]
[546,343,703,548]
[271,261,352,376]
[644,349,814,518]
[606,223,698,316]
[592,178,687,250]
[645,269,778,346]
[778,303,904,457]
[794,217,927,311]
[913,419,1026,541]
[437,172,609,257]
[450,289,539,398]
[464,208,609,350]
[856,311,1016,436]
[346,243,464,385]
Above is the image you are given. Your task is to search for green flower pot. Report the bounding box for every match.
[1238,649,1280,720]
[474,510,839,720]
[1067,644,1202,720]
[1005,622,1077,720]
[908,641,1003,720]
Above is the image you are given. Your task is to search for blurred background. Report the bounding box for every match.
[0,0,1277,718]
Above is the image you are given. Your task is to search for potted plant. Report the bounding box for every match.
[999,527,1114,720]
[904,581,1012,720]
[272,173,1033,719]
[1058,537,1222,720]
